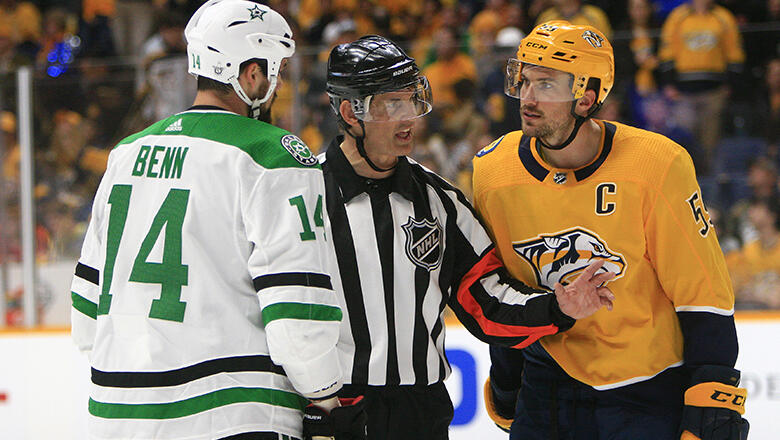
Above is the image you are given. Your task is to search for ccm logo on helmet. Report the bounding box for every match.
[710,390,746,406]
[525,42,548,50]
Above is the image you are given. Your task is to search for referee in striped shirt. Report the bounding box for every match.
[317,35,616,440]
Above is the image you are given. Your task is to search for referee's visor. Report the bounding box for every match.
[352,77,433,122]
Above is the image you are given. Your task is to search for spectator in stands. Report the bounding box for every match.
[40,201,85,261]
[481,27,524,138]
[40,109,108,203]
[761,57,780,159]
[136,11,193,125]
[79,0,117,58]
[0,0,41,61]
[535,0,612,38]
[727,156,780,245]
[37,8,72,67]
[470,0,509,33]
[0,22,32,72]
[658,0,745,175]
[728,196,780,309]
[614,0,662,127]
[441,78,489,187]
[111,0,155,57]
[422,26,477,111]
[469,0,503,80]
[140,11,187,60]
[624,0,660,94]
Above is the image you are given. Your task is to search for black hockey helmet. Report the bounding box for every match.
[326,35,432,122]
[325,35,432,172]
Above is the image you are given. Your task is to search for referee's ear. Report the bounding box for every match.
[339,100,360,129]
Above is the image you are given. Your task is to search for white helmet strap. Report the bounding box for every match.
[228,74,279,118]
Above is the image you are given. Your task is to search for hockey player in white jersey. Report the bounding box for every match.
[69,1,366,439]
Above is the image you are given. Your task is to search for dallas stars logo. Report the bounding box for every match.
[248,5,267,20]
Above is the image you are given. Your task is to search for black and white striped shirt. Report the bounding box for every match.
[320,136,576,387]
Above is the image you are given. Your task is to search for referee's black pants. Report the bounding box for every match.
[339,382,454,440]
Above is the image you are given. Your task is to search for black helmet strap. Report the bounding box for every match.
[536,100,602,151]
[342,118,396,173]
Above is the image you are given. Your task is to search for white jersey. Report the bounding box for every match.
[70,108,343,440]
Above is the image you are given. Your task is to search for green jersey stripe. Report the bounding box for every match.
[261,302,342,325]
[115,112,318,170]
[72,291,97,319]
[88,386,308,419]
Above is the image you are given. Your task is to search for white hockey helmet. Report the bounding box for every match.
[185,0,295,112]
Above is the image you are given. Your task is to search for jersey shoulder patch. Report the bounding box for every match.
[475,130,524,159]
[279,133,317,166]
[475,135,505,157]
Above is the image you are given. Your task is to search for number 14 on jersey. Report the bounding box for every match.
[99,184,190,323]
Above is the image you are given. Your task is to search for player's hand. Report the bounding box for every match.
[554,259,616,320]
[483,377,516,432]
[679,366,749,440]
[303,396,367,440]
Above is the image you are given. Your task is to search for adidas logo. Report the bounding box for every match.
[165,118,183,132]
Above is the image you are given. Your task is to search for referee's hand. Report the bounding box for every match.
[554,259,616,320]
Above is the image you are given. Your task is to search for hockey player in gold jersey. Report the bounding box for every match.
[474,21,750,440]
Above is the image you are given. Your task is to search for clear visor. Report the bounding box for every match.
[504,59,576,103]
[352,76,433,122]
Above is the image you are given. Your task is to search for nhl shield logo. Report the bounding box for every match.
[402,217,443,271]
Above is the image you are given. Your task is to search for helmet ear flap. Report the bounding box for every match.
[331,98,357,132]
[329,96,342,117]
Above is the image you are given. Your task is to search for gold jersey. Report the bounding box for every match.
[472,120,735,390]
[659,4,744,78]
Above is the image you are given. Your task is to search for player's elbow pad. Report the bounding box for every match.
[679,365,749,440]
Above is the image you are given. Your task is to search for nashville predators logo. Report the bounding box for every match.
[582,30,604,48]
[513,227,626,289]
[402,217,443,271]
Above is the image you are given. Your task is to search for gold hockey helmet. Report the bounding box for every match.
[506,20,614,105]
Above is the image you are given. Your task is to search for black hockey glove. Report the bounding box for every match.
[679,365,749,440]
[303,396,367,440]
[483,377,517,433]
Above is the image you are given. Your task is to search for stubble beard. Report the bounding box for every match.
[521,108,574,146]
[255,106,272,123]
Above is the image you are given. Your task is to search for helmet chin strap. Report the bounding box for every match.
[537,100,602,151]
[344,120,397,173]
[229,75,278,120]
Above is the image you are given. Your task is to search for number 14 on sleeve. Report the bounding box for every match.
[289,194,324,241]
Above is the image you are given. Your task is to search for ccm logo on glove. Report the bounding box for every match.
[709,390,745,407]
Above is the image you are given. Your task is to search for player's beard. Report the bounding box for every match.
[250,82,276,123]
[521,104,574,146]
[254,105,272,123]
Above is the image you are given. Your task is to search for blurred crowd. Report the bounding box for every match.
[0,0,779,316]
